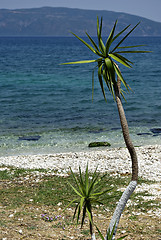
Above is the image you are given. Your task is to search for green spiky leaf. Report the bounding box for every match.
[85,163,89,195]
[115,50,151,54]
[111,22,140,53]
[109,53,132,68]
[96,225,105,240]
[98,63,106,100]
[105,20,118,54]
[117,44,146,49]
[63,198,79,212]
[112,24,131,42]
[86,32,100,52]
[68,182,83,198]
[71,32,97,54]
[117,235,128,240]
[105,58,115,82]
[113,62,129,90]
[61,59,97,65]
[70,167,84,195]
[97,17,106,55]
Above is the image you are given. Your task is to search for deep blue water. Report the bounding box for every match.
[0,36,161,156]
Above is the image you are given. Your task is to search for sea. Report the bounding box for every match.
[0,36,161,157]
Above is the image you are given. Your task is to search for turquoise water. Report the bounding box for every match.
[0,36,161,156]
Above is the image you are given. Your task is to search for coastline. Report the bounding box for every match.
[0,144,161,182]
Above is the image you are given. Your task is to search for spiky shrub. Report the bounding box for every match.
[65,164,113,238]
[62,17,150,239]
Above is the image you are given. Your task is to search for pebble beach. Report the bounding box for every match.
[0,145,161,182]
[1,144,161,219]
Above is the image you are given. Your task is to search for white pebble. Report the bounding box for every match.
[19,229,23,234]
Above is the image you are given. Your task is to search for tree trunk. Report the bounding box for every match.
[114,77,138,182]
[106,76,138,239]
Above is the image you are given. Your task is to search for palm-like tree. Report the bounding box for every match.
[62,17,150,240]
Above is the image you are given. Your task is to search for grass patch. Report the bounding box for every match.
[81,229,90,236]
[0,169,12,180]
[0,167,159,211]
[0,167,116,208]
[0,219,7,227]
[0,167,160,240]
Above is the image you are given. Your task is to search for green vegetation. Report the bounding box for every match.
[97,223,127,240]
[0,166,160,239]
[64,164,114,237]
[0,166,158,212]
[0,166,119,209]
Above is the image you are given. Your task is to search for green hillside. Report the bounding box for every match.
[0,7,161,36]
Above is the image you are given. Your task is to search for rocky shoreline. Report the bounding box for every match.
[0,145,161,182]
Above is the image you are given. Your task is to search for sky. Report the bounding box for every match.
[0,0,161,23]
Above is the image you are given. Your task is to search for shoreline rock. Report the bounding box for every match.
[18,136,41,141]
[88,141,111,147]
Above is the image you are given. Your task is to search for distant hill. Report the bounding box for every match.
[0,7,161,36]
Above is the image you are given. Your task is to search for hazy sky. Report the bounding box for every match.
[0,0,161,23]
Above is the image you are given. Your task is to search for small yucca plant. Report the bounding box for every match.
[96,223,127,240]
[64,164,113,237]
